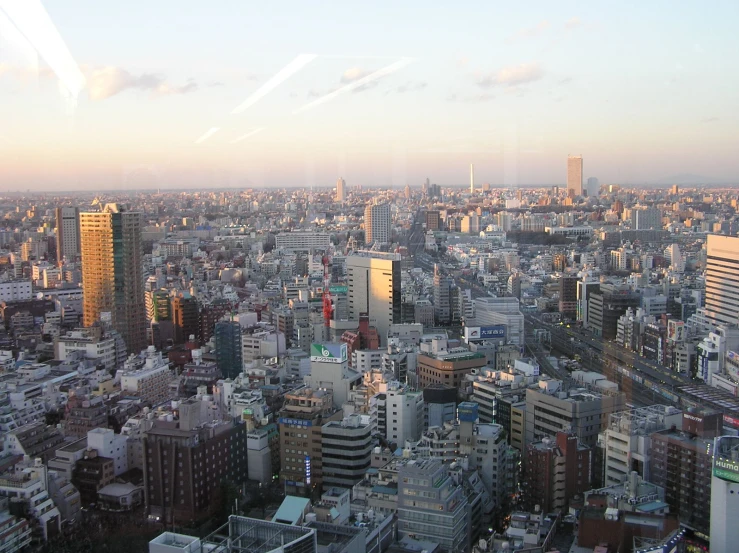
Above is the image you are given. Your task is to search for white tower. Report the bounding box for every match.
[470,163,474,194]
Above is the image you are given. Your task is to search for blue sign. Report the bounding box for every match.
[279,418,313,427]
[480,325,506,339]
[305,455,312,485]
[458,402,479,423]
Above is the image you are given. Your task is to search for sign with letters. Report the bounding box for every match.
[310,343,348,364]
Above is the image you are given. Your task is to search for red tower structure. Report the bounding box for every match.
[322,254,333,329]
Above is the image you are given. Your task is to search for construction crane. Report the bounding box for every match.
[322,253,333,331]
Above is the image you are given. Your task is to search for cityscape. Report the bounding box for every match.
[2,2,739,553]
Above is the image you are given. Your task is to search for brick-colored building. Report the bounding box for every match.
[417,349,487,390]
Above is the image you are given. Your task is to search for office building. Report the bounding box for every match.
[278,387,341,495]
[649,409,722,535]
[705,234,739,327]
[143,401,247,525]
[119,347,174,405]
[275,231,331,252]
[523,431,591,513]
[80,203,145,355]
[567,155,583,196]
[417,349,487,390]
[215,320,243,379]
[631,206,662,230]
[599,405,682,487]
[423,384,457,430]
[374,381,424,445]
[577,280,600,326]
[55,206,80,261]
[425,210,442,231]
[347,252,401,345]
[397,459,469,553]
[0,280,32,303]
[586,176,599,197]
[433,264,454,325]
[587,283,641,340]
[172,295,199,345]
[558,275,578,319]
[525,383,625,448]
[364,202,391,244]
[710,435,739,553]
[472,297,525,346]
[321,414,372,488]
[336,177,346,202]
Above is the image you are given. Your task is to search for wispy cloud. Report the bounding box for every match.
[294,57,414,114]
[85,66,198,100]
[702,116,719,123]
[230,128,264,143]
[194,127,220,144]
[564,17,582,30]
[231,53,317,114]
[506,20,550,42]
[477,62,543,88]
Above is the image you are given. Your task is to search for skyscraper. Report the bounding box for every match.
[705,234,739,327]
[363,202,391,244]
[567,155,583,197]
[710,435,739,553]
[346,251,401,345]
[470,162,474,193]
[55,206,80,262]
[80,203,145,355]
[335,177,346,202]
[215,320,243,379]
[586,176,599,197]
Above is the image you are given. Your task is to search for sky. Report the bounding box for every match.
[0,0,738,191]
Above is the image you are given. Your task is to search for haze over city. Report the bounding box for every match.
[1,0,738,190]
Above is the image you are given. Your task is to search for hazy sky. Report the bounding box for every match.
[1,0,738,190]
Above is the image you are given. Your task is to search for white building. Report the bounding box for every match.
[87,427,129,476]
[275,231,331,252]
[374,380,423,446]
[120,347,174,404]
[0,280,32,302]
[710,436,739,553]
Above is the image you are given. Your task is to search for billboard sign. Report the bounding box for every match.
[465,325,506,341]
[310,343,348,364]
[667,320,685,342]
[329,285,348,294]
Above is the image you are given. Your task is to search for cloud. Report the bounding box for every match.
[85,66,198,100]
[477,62,543,88]
[564,17,582,30]
[208,81,225,87]
[557,76,573,85]
[447,92,495,103]
[702,116,719,123]
[506,20,550,42]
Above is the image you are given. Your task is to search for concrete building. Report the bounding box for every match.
[433,264,454,325]
[346,252,401,345]
[417,349,487,390]
[567,155,583,196]
[397,459,469,553]
[599,405,683,487]
[54,327,124,372]
[525,382,625,448]
[374,381,424,446]
[80,203,145,355]
[364,202,391,244]
[321,414,372,489]
[275,231,331,252]
[705,234,739,328]
[278,387,341,496]
[587,283,641,340]
[335,177,346,202]
[471,297,525,347]
[649,410,722,535]
[0,280,32,303]
[215,320,243,379]
[523,431,591,513]
[120,347,174,404]
[87,427,129,477]
[143,408,248,525]
[55,206,80,261]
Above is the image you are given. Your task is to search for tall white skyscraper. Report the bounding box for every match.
[336,177,346,202]
[346,251,401,345]
[705,234,739,327]
[470,163,474,193]
[55,206,80,261]
[364,202,391,244]
[567,155,583,196]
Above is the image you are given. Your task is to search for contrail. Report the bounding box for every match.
[231,53,317,114]
[230,128,264,143]
[195,127,220,144]
[293,57,414,114]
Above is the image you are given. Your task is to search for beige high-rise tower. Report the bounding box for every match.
[80,203,145,355]
[336,177,346,202]
[567,155,583,196]
[364,202,391,244]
